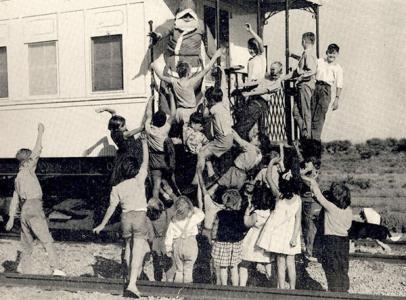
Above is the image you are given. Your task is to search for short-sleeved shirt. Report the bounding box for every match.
[15,146,43,201]
[183,125,209,154]
[110,168,148,213]
[234,142,262,172]
[210,102,232,139]
[316,58,343,88]
[146,121,171,152]
[324,205,353,237]
[247,53,266,82]
[171,78,197,109]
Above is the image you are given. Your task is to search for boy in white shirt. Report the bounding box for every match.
[311,43,343,140]
[93,135,150,298]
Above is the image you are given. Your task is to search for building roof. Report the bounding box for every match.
[246,0,322,12]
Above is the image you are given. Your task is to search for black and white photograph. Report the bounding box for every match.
[0,0,405,299]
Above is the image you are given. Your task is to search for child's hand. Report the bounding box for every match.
[289,238,297,248]
[332,98,339,111]
[38,123,45,133]
[95,108,105,113]
[245,23,252,32]
[83,148,92,157]
[93,225,105,235]
[270,157,282,165]
[5,219,14,231]
[166,251,172,258]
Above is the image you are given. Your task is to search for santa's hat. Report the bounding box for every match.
[176,0,197,18]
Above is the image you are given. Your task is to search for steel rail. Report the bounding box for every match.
[0,273,404,300]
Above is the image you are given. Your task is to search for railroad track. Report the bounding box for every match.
[0,272,404,300]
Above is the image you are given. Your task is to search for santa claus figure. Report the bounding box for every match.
[150,0,215,113]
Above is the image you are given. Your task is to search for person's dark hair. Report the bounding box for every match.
[152,110,167,127]
[301,139,322,169]
[327,182,351,209]
[327,43,340,54]
[189,112,204,125]
[252,181,274,210]
[205,86,223,105]
[302,32,316,44]
[248,38,261,55]
[279,176,301,199]
[108,115,126,131]
[176,61,191,78]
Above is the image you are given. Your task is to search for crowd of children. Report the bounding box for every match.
[5,23,356,298]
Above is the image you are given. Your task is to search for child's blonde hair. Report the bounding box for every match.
[16,148,32,164]
[222,189,242,211]
[173,196,194,221]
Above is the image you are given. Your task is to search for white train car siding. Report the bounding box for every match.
[0,0,256,158]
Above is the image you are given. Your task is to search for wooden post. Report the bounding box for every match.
[257,0,262,36]
[285,0,289,73]
[315,5,320,58]
[216,0,221,49]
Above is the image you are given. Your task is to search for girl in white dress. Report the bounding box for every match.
[245,23,266,83]
[239,182,274,286]
[257,156,302,289]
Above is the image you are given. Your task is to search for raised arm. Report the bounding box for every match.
[144,95,154,132]
[123,126,144,139]
[151,62,172,84]
[190,48,223,89]
[302,176,336,212]
[166,89,176,124]
[95,107,116,116]
[245,23,264,54]
[266,157,282,199]
[139,134,149,171]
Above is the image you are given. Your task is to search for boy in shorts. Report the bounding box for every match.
[6,123,65,276]
[94,135,150,298]
[196,87,234,185]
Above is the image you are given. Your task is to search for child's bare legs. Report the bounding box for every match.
[220,267,228,285]
[126,237,150,295]
[151,170,162,199]
[286,255,296,289]
[276,254,287,289]
[230,265,239,286]
[265,263,273,280]
[239,263,249,286]
[215,265,221,285]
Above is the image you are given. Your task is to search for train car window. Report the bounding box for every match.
[28,41,58,96]
[0,47,8,98]
[91,34,123,92]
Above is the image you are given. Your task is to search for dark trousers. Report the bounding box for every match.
[293,82,314,139]
[311,82,331,141]
[321,235,350,292]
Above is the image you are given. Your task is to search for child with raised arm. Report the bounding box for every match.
[164,196,205,283]
[151,48,224,124]
[6,123,65,276]
[302,177,352,292]
[94,106,144,186]
[245,23,266,82]
[289,32,317,139]
[144,92,178,199]
[257,155,302,289]
[93,135,150,298]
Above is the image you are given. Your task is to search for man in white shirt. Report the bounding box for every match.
[311,44,344,140]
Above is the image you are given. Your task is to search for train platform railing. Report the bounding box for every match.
[225,69,298,144]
